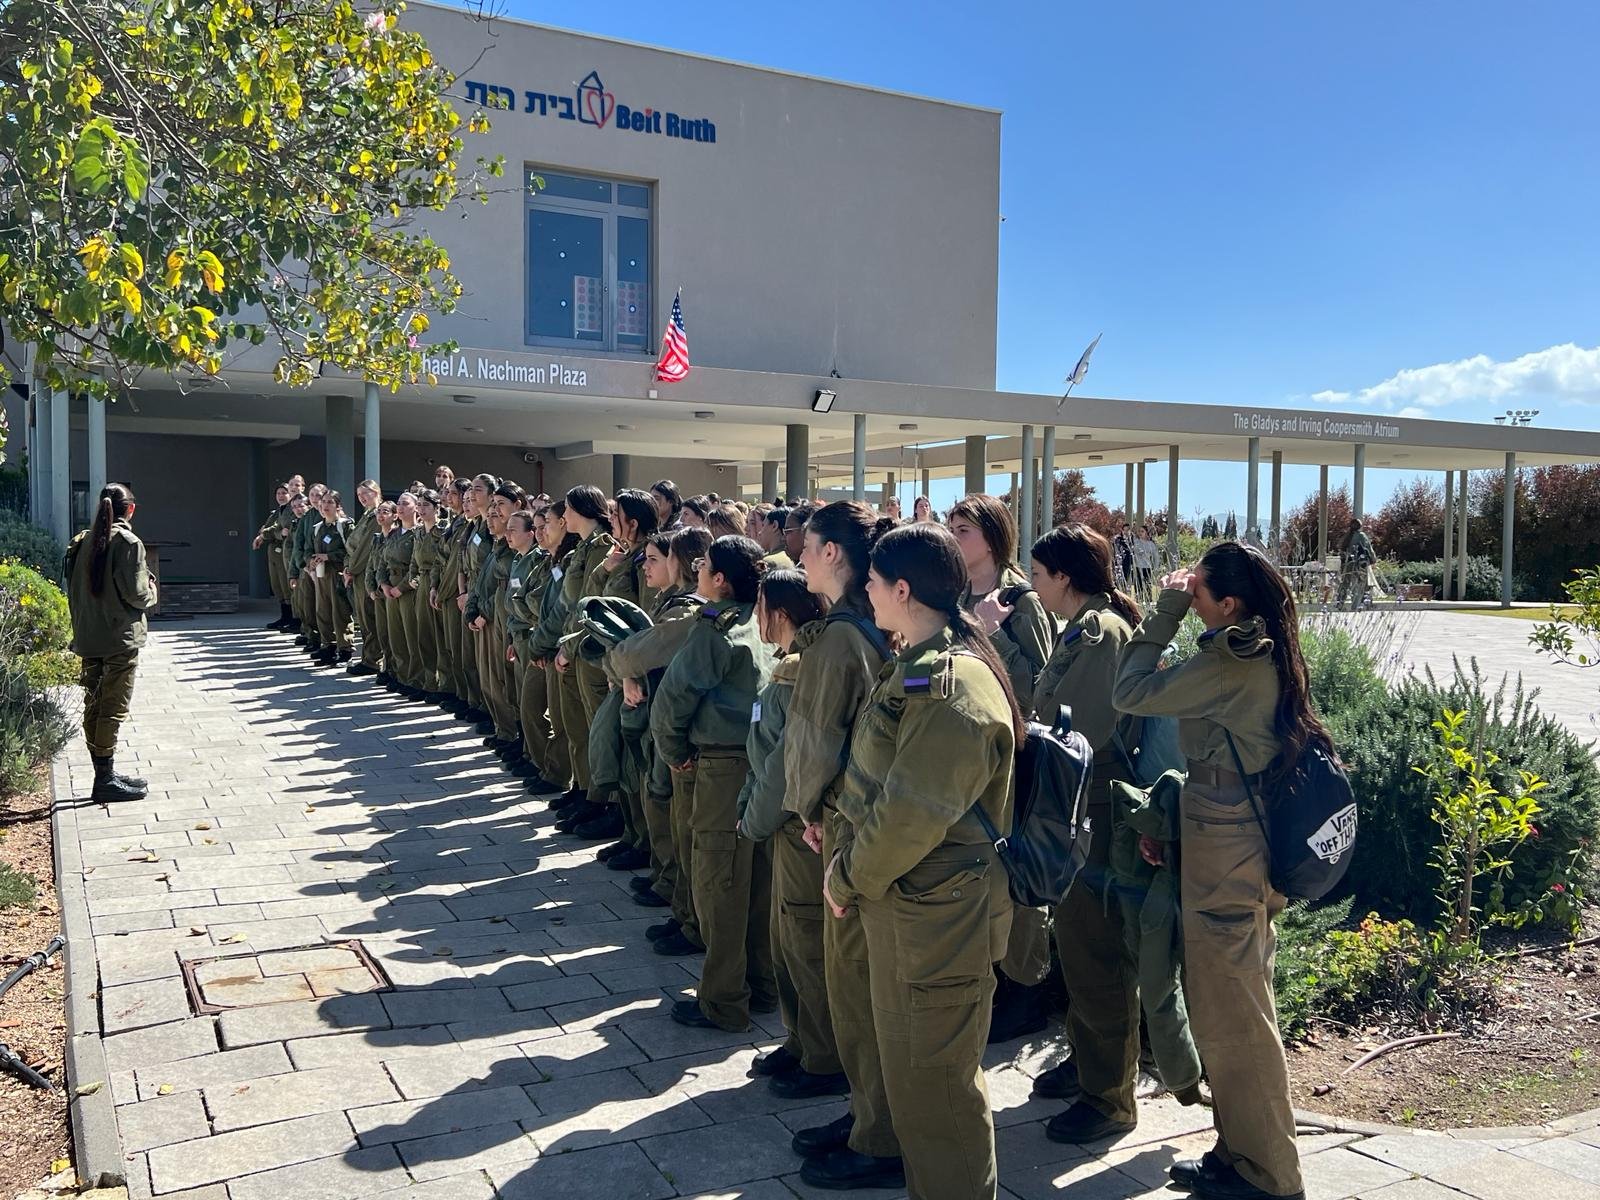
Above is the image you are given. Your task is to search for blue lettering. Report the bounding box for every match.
[630,109,646,132]
[666,113,679,137]
[615,103,632,130]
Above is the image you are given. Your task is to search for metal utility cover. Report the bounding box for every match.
[180,941,390,1015]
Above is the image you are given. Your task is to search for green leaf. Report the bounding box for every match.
[123,152,149,200]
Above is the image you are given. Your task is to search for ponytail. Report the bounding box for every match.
[89,483,136,597]
[1030,524,1142,627]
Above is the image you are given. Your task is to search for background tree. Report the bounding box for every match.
[0,0,503,397]
[1281,483,1353,564]
[1048,468,1116,536]
[1369,476,1445,563]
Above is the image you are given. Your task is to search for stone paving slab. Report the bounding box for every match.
[54,614,1600,1196]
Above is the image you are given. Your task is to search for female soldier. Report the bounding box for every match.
[604,526,711,932]
[381,490,422,697]
[1023,525,1195,1143]
[410,489,447,698]
[589,489,661,852]
[681,495,711,529]
[65,482,158,803]
[468,485,523,758]
[365,500,397,684]
[948,493,1057,1042]
[552,486,617,837]
[309,490,354,665]
[436,478,476,713]
[507,509,555,787]
[1114,542,1323,1200]
[650,535,777,1033]
[821,522,1021,1200]
[460,475,500,730]
[531,501,581,804]
[343,481,382,676]
[736,569,825,1079]
[254,483,293,630]
[650,479,684,532]
[911,494,937,524]
[785,502,898,1181]
[705,501,745,541]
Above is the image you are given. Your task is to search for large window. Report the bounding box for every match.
[525,169,652,352]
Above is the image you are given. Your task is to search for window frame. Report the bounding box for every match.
[523,167,654,355]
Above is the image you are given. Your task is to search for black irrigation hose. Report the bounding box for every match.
[0,934,67,1092]
[0,933,66,1007]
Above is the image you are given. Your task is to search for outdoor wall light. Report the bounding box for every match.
[898,422,918,431]
[1073,433,1092,441]
[1088,454,1104,461]
[694,410,715,420]
[452,394,476,405]
[812,389,837,413]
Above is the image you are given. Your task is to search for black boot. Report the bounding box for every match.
[91,755,147,803]
[988,972,1050,1044]
[267,603,293,630]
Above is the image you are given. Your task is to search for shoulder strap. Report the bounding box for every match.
[827,609,892,662]
[1223,730,1273,859]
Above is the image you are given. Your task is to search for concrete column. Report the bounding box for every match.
[325,395,355,508]
[1501,453,1516,607]
[1442,471,1455,600]
[785,423,808,503]
[1352,443,1367,520]
[1457,470,1469,601]
[32,382,52,532]
[964,435,986,496]
[885,471,896,508]
[50,385,69,546]
[1245,436,1261,538]
[1040,426,1056,535]
[852,414,866,502]
[1317,465,1330,561]
[88,394,107,506]
[761,460,779,501]
[611,453,632,495]
[1124,462,1135,524]
[1167,445,1180,561]
[1136,461,1147,527]
[1269,449,1283,548]
[362,381,381,488]
[1019,426,1036,561]
[247,441,269,597]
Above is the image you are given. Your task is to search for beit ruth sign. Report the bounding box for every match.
[423,352,589,388]
[464,70,717,144]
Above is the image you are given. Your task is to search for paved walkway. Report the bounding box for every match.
[50,613,1600,1199]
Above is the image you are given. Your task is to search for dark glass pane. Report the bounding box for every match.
[616,216,650,349]
[527,209,605,341]
[537,172,612,203]
[617,183,650,209]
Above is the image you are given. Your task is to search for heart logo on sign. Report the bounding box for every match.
[577,70,615,129]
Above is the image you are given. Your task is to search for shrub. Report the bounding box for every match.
[1341,660,1600,924]
[1275,897,1355,1040]
[0,559,72,655]
[0,609,71,796]
[1388,556,1502,602]
[0,511,63,582]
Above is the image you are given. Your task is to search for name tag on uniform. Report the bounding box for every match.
[508,578,522,592]
[552,566,564,580]
[751,701,762,722]
[322,535,332,544]
[472,534,483,546]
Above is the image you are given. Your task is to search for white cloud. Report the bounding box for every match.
[1300,343,1600,413]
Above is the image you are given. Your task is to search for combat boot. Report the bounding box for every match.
[90,755,148,803]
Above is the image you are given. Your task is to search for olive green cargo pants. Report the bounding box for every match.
[643,784,675,901]
[543,661,571,788]
[81,650,139,758]
[268,546,289,603]
[518,644,557,778]
[557,662,591,788]
[474,625,517,740]
[1180,774,1302,1197]
[1054,795,1140,1124]
[353,584,381,667]
[689,751,776,1031]
[999,903,1051,985]
[774,815,843,1075]
[823,810,901,1159]
[668,761,704,948]
[410,588,440,692]
[393,588,422,688]
[858,843,1009,1200]
[316,574,352,651]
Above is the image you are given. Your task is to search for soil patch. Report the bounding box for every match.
[1286,922,1600,1130]
[0,778,70,1198]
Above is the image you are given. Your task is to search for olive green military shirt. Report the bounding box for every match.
[763,548,795,570]
[603,585,701,685]
[964,563,1055,711]
[381,525,417,592]
[64,521,157,658]
[650,599,776,763]
[1031,593,1134,756]
[506,548,550,643]
[782,594,891,824]
[830,627,1017,905]
[737,651,800,841]
[528,545,574,659]
[1112,588,1281,775]
[411,521,446,593]
[345,507,379,579]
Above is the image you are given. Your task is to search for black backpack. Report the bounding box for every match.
[1225,732,1357,902]
[972,704,1095,908]
[826,609,893,662]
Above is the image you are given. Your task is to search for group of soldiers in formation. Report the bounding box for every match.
[249,467,1319,1200]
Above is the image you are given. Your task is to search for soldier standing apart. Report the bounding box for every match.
[822,523,1022,1200]
[253,483,293,630]
[949,493,1056,1044]
[786,502,901,1189]
[1113,541,1325,1200]
[65,483,158,803]
[650,535,778,1032]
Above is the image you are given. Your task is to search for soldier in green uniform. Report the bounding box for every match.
[284,490,312,646]
[65,483,159,803]
[650,535,778,1033]
[496,503,542,780]
[309,490,355,664]
[530,501,581,804]
[949,493,1058,1043]
[343,481,382,675]
[467,486,521,749]
[786,501,899,1182]
[290,483,327,653]
[821,522,1022,1200]
[253,484,293,629]
[1114,541,1323,1200]
[365,500,397,683]
[433,480,473,707]
[380,491,421,695]
[552,486,616,836]
[756,506,794,568]
[736,569,824,1078]
[458,476,499,726]
[506,508,554,785]
[410,489,447,698]
[604,526,711,937]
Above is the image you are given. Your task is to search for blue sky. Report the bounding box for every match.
[479,0,1600,521]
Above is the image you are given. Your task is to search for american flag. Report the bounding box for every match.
[655,289,690,383]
